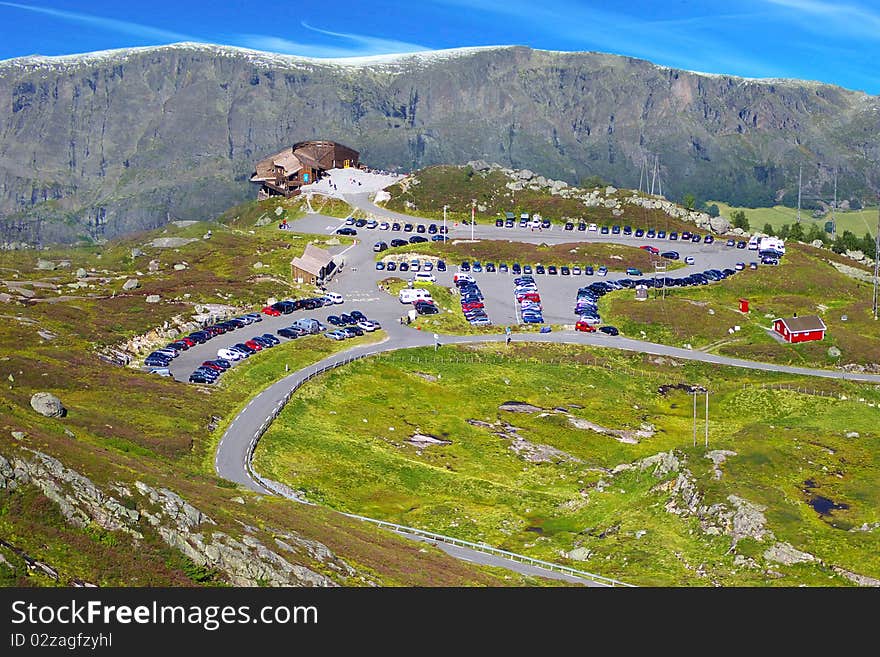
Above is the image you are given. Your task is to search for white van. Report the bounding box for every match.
[453,272,475,284]
[325,292,344,304]
[412,272,436,283]
[748,235,760,250]
[399,288,432,304]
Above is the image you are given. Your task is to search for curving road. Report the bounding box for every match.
[205,179,880,586]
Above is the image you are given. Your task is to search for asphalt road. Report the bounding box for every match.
[190,187,880,586]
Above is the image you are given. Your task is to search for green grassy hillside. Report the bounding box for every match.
[254,343,880,587]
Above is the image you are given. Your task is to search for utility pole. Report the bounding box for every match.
[705,390,709,449]
[443,204,448,237]
[471,199,475,241]
[831,169,838,239]
[873,195,879,320]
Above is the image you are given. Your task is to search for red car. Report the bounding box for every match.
[200,361,224,371]
[639,245,660,254]
[179,337,195,347]
[244,339,263,351]
[261,305,281,317]
[461,301,484,311]
[516,292,541,302]
[575,320,597,332]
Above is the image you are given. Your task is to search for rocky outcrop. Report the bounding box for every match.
[763,541,815,565]
[29,392,66,418]
[0,448,352,586]
[705,450,737,480]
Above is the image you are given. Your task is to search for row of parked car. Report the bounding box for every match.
[338,218,450,237]
[324,310,382,339]
[262,293,343,316]
[454,273,491,326]
[514,275,544,324]
[144,311,268,371]
[459,260,617,276]
[376,258,448,273]
[191,332,283,384]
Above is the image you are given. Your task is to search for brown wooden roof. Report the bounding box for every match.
[775,315,826,333]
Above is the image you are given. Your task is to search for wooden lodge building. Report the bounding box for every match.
[251,141,360,199]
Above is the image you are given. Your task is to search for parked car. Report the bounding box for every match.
[376,261,386,271]
[599,325,619,335]
[437,260,447,272]
[626,267,642,276]
[575,319,597,332]
[640,245,660,254]
[661,251,680,260]
[409,235,428,243]
[336,227,357,235]
[374,241,388,252]
[684,256,695,265]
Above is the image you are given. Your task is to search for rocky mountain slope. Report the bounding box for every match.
[1,43,877,244]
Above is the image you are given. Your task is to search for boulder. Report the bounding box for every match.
[35,259,56,270]
[145,295,160,303]
[130,248,145,258]
[173,263,187,271]
[505,181,524,191]
[763,542,815,565]
[845,250,866,262]
[811,240,824,248]
[30,392,66,418]
[122,278,140,291]
[75,268,88,278]
[605,185,618,195]
[517,169,534,181]
[828,346,842,358]
[709,216,731,234]
[252,262,264,269]
[11,431,25,441]
[567,547,593,561]
[466,159,490,171]
[147,260,160,272]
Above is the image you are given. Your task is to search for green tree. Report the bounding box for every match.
[805,223,827,244]
[789,222,805,241]
[861,232,876,259]
[707,204,720,217]
[731,210,749,231]
[850,197,863,210]
[683,193,696,210]
[763,223,775,236]
[777,224,790,239]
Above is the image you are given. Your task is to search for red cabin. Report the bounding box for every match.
[773,315,826,343]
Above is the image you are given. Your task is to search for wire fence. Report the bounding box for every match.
[756,381,879,406]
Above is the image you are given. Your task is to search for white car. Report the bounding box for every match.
[325,292,344,304]
[413,272,437,283]
[588,223,598,231]
[684,256,695,265]
[357,320,378,332]
[379,222,390,230]
[218,348,244,361]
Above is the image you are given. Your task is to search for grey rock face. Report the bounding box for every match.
[709,216,731,234]
[1,447,349,586]
[29,392,66,418]
[3,44,876,244]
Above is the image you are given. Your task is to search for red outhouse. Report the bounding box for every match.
[739,298,749,313]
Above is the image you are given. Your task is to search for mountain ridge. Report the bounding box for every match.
[1,43,877,244]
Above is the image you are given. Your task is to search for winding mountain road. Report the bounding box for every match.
[206,176,880,586]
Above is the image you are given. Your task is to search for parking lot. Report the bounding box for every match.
[160,191,777,382]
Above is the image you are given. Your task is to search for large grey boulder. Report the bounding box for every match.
[30,392,66,418]
[35,259,56,270]
[130,247,145,258]
[811,240,824,248]
[122,278,140,291]
[709,216,731,234]
[75,268,88,278]
[466,159,490,171]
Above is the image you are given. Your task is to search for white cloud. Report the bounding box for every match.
[764,0,880,37]
[0,1,197,42]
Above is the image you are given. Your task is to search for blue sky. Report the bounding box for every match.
[0,0,878,93]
